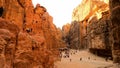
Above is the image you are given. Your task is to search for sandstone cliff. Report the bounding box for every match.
[109,0,120,63]
[68,0,120,64]
[62,23,71,38]
[0,0,64,68]
[66,21,80,49]
[67,0,112,57]
[62,23,71,46]
[71,0,109,49]
[72,0,109,21]
[0,18,20,68]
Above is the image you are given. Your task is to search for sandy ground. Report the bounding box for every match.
[54,50,114,68]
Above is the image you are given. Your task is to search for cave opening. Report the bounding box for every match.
[0,7,3,17]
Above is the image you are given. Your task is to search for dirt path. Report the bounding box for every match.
[54,50,113,68]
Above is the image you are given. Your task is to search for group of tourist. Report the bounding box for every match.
[59,49,79,61]
[59,48,112,62]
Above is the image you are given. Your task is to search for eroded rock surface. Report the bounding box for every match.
[0,0,64,68]
[66,0,112,57]
[66,0,120,64]
[109,0,120,63]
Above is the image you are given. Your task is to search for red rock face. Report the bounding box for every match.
[62,23,71,37]
[0,18,56,68]
[0,18,19,68]
[0,0,64,67]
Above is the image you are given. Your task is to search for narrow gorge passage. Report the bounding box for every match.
[0,0,120,68]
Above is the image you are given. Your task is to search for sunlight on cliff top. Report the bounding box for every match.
[32,0,82,28]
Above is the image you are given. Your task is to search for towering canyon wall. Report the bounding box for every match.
[62,23,71,47]
[0,0,64,68]
[62,23,71,38]
[72,0,109,21]
[109,0,120,63]
[67,0,112,56]
[66,21,81,49]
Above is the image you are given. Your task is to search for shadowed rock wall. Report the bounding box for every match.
[66,0,112,57]
[109,0,120,63]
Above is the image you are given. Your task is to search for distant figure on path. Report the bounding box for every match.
[105,57,108,62]
[67,55,69,58]
[71,53,72,55]
[70,59,72,62]
[73,52,75,54]
[80,58,82,61]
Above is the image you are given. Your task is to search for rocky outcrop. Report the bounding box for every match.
[0,0,63,49]
[0,18,55,68]
[67,0,120,64]
[62,23,71,38]
[0,0,64,68]
[87,11,110,49]
[87,11,112,57]
[109,0,120,63]
[0,18,19,68]
[66,21,80,49]
[15,32,55,68]
[67,0,112,57]
[71,0,110,49]
[57,28,66,48]
[72,0,109,21]
[62,23,71,47]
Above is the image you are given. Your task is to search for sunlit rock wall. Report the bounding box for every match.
[72,0,109,49]
[0,0,64,67]
[72,0,109,21]
[70,0,112,57]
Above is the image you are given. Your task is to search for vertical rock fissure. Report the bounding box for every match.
[13,34,19,68]
[0,7,3,17]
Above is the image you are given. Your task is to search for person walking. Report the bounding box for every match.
[80,58,82,61]
[70,59,72,62]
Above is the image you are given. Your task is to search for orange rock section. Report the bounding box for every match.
[72,0,109,21]
[62,23,71,37]
[0,0,64,68]
[0,18,19,68]
[0,18,55,67]
[62,23,71,47]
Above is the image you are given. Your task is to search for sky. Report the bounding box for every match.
[32,0,82,28]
